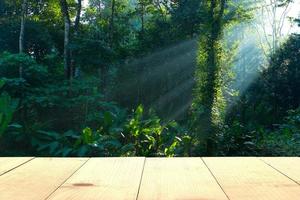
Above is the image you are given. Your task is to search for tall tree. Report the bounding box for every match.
[137,0,147,40]
[192,0,227,155]
[74,0,82,35]
[109,0,115,47]
[59,0,82,79]
[19,0,27,78]
[72,0,82,78]
[254,0,293,55]
[59,0,71,79]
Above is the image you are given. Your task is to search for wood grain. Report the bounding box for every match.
[47,157,145,200]
[261,157,300,185]
[0,157,33,175]
[137,158,228,200]
[203,157,300,200]
[2,157,300,200]
[0,158,87,200]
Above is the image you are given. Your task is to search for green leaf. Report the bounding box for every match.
[103,112,113,128]
[0,79,5,88]
[8,123,22,129]
[135,105,144,119]
[82,127,93,144]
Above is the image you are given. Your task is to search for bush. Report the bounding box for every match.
[259,108,300,156]
[25,105,190,157]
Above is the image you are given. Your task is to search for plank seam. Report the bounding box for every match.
[135,157,146,200]
[259,158,300,186]
[44,158,91,200]
[0,157,35,176]
[200,158,231,200]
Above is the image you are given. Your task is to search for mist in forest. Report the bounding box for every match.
[113,39,197,120]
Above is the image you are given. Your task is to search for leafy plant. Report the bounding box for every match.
[28,105,189,157]
[0,79,19,137]
[124,105,184,156]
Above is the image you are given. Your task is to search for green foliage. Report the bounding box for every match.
[0,80,19,137]
[259,108,300,156]
[0,52,48,97]
[0,52,48,79]
[124,105,183,156]
[227,34,300,127]
[14,105,188,157]
[31,128,127,157]
[218,121,259,155]
[219,107,300,156]
[0,0,299,157]
[221,34,300,156]
[191,0,241,154]
[26,77,122,131]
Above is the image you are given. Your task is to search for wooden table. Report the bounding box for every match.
[0,157,300,200]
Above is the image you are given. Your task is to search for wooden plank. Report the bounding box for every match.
[203,157,300,200]
[137,158,228,200]
[261,157,300,185]
[0,158,87,200]
[0,157,34,175]
[47,157,145,200]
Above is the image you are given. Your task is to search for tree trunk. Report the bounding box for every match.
[72,0,82,78]
[74,0,82,34]
[59,0,71,79]
[109,0,115,48]
[141,2,145,40]
[206,0,225,155]
[19,0,27,79]
[194,0,226,155]
[18,0,27,134]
